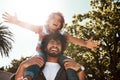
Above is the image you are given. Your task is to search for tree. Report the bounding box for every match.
[6,57,29,73]
[0,22,14,57]
[63,0,120,80]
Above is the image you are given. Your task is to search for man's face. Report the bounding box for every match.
[46,39,62,57]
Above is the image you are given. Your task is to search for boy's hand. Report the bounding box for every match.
[2,12,17,24]
[86,37,99,50]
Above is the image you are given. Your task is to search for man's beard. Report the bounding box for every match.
[46,48,62,57]
[45,47,62,58]
[47,52,62,57]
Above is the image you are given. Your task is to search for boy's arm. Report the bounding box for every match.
[66,33,99,50]
[2,12,41,33]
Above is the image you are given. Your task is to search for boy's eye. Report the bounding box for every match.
[50,16,55,19]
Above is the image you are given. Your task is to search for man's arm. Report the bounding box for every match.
[14,63,26,80]
[77,71,86,80]
[64,59,86,80]
[14,56,44,80]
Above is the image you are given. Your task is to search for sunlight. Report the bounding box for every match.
[10,0,60,25]
[0,0,91,67]
[0,0,61,67]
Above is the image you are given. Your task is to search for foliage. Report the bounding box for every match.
[1,1,120,80]
[63,0,120,80]
[0,22,14,57]
[6,57,29,73]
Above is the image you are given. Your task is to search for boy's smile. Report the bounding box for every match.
[47,14,62,33]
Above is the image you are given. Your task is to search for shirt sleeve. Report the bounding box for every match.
[35,25,43,34]
[59,30,69,40]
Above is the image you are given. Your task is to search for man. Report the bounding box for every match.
[10,32,86,80]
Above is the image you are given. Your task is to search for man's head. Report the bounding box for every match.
[41,31,67,57]
[46,12,65,33]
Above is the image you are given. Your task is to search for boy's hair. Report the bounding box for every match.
[41,31,67,54]
[48,12,65,29]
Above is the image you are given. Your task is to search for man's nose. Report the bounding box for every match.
[52,42,58,47]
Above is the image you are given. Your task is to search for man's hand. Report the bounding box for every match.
[16,77,31,80]
[21,55,44,69]
[64,59,86,80]
[64,59,81,71]
[16,77,28,80]
[15,55,43,80]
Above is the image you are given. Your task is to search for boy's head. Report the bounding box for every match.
[41,31,67,57]
[46,12,65,33]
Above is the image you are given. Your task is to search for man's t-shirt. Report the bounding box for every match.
[42,62,61,80]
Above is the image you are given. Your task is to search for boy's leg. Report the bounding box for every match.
[58,55,79,80]
[23,65,40,79]
[37,50,47,63]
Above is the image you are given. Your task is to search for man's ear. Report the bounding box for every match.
[44,48,47,52]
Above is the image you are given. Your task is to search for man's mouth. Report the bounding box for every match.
[50,47,59,53]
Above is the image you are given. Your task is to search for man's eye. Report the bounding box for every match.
[57,42,61,45]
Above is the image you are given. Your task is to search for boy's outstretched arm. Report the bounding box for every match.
[66,34,99,50]
[2,12,41,33]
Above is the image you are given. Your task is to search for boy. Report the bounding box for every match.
[2,12,98,80]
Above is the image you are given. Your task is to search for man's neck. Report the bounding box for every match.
[47,57,58,63]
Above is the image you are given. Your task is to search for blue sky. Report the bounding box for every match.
[0,0,91,67]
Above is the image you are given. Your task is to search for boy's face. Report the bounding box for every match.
[46,39,62,57]
[47,14,62,33]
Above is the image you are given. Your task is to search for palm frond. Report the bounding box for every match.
[0,22,14,57]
